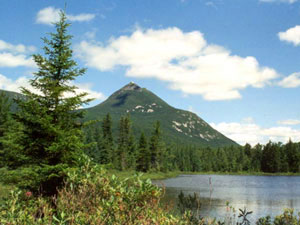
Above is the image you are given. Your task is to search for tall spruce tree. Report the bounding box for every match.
[149,121,164,170]
[136,132,149,172]
[4,11,92,195]
[100,113,114,164]
[116,115,135,170]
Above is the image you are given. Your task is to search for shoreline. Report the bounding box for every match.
[109,170,300,181]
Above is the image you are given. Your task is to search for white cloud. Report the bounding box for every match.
[76,27,279,101]
[210,121,300,145]
[0,74,105,101]
[278,25,300,46]
[0,40,36,53]
[205,1,217,9]
[65,82,106,101]
[277,119,300,126]
[260,0,298,3]
[67,14,95,22]
[0,53,35,68]
[278,72,300,88]
[0,40,36,68]
[0,74,32,92]
[36,7,95,25]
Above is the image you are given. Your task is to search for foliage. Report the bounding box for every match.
[1,11,92,196]
[0,159,184,225]
[136,132,150,172]
[0,92,25,169]
[177,191,202,223]
[116,115,136,170]
[257,209,300,225]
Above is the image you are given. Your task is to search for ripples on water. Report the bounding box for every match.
[152,174,300,222]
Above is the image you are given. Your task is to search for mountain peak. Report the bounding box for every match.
[120,82,141,91]
[84,83,238,148]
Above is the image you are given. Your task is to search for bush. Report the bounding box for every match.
[0,159,184,224]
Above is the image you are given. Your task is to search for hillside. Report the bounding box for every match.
[83,82,238,148]
[0,89,24,112]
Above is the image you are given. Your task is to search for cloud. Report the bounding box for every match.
[0,40,36,68]
[278,25,300,46]
[36,7,95,25]
[0,74,105,101]
[277,119,300,126]
[278,72,300,88]
[205,1,217,9]
[0,40,36,53]
[0,74,32,92]
[260,0,298,3]
[210,120,300,145]
[0,53,35,68]
[76,27,279,101]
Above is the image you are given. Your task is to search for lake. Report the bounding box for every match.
[152,174,300,223]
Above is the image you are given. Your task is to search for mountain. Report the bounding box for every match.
[83,82,238,148]
[0,84,237,147]
[0,89,24,111]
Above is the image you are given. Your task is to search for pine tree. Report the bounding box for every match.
[0,92,13,167]
[136,132,149,172]
[0,93,25,169]
[116,115,135,170]
[100,113,114,164]
[149,121,164,170]
[4,11,92,195]
[0,92,11,151]
[83,125,99,161]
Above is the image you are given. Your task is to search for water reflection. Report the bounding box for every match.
[152,174,300,222]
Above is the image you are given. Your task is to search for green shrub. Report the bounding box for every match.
[0,159,185,224]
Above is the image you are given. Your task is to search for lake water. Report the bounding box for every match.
[152,174,300,223]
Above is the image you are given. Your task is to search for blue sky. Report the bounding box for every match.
[1,0,300,145]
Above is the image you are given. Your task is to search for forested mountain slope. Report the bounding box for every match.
[83,82,238,148]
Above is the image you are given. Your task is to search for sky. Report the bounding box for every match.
[1,0,300,145]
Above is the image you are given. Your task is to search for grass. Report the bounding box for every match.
[107,169,181,180]
[108,170,300,182]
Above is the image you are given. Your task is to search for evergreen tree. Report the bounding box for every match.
[136,132,149,172]
[102,113,113,143]
[116,115,135,170]
[83,125,99,162]
[251,144,262,172]
[261,141,281,173]
[149,121,164,170]
[285,139,300,172]
[100,113,114,164]
[0,92,25,169]
[3,11,92,195]
[0,92,11,153]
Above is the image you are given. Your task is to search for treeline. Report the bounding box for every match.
[84,113,300,174]
[172,141,300,173]
[83,114,169,172]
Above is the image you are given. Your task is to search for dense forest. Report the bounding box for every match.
[83,113,300,174]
